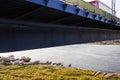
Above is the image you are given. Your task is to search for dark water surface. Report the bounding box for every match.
[1,44,120,72]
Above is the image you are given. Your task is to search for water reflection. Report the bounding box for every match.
[0,45,120,72]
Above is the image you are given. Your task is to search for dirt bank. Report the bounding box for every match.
[89,39,120,45]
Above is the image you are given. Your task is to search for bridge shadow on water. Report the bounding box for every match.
[0,23,120,53]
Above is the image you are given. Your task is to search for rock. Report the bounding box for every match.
[52,63,56,66]
[68,64,72,67]
[38,61,52,65]
[21,56,26,60]
[56,63,63,66]
[32,61,40,65]
[1,57,9,62]
[24,57,31,62]
[20,56,31,62]
[102,72,107,76]
[104,73,115,79]
[94,71,102,76]
[46,61,52,65]
[7,55,15,61]
[61,64,64,67]
[13,60,24,66]
[0,58,2,62]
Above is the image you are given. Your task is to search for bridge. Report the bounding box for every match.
[0,0,120,52]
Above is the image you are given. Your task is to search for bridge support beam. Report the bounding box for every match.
[0,21,120,52]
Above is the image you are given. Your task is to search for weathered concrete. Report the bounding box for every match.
[0,23,120,52]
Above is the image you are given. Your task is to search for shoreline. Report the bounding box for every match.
[86,39,120,45]
[0,44,120,73]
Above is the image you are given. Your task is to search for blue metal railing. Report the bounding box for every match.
[26,0,120,27]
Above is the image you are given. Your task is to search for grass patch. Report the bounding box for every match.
[0,64,120,80]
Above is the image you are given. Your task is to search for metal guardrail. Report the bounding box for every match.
[61,0,120,22]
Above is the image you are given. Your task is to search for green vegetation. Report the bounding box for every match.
[0,64,120,80]
[61,0,120,22]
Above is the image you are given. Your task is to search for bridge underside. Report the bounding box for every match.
[0,0,120,52]
[0,0,120,30]
[0,21,120,52]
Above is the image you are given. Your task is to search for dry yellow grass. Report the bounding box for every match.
[0,64,120,80]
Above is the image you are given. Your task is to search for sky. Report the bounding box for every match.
[84,0,120,18]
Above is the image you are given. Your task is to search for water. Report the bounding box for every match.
[0,44,120,72]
